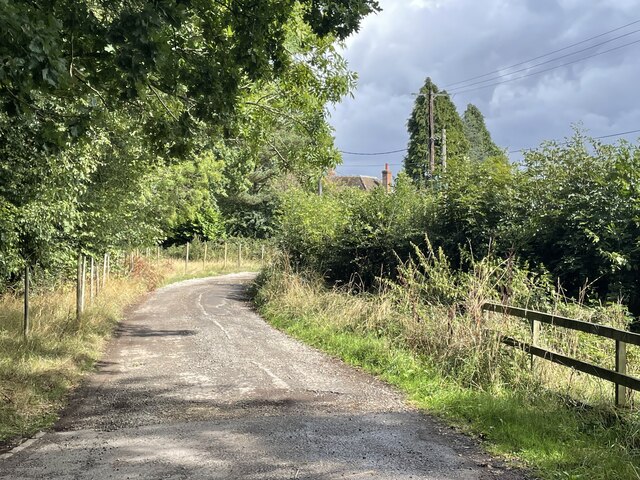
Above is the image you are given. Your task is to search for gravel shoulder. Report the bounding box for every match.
[0,273,528,479]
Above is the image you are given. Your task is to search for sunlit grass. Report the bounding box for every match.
[255,268,640,480]
[0,276,147,447]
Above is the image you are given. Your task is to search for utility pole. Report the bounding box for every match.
[441,128,447,172]
[428,89,435,177]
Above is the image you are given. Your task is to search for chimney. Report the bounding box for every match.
[382,163,392,193]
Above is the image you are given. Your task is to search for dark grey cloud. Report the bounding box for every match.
[331,0,640,176]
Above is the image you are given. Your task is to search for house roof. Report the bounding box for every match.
[329,175,382,191]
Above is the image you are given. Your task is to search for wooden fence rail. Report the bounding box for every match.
[482,302,640,407]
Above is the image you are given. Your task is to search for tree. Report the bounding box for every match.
[517,132,640,312]
[0,0,379,289]
[404,77,469,184]
[0,0,379,150]
[214,6,359,237]
[462,104,502,162]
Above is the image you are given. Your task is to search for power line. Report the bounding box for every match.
[444,19,640,89]
[338,128,640,159]
[508,128,640,153]
[594,128,640,139]
[338,148,407,156]
[337,163,403,168]
[450,37,640,95]
[446,28,640,92]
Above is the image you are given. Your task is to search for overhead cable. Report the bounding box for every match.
[444,19,640,89]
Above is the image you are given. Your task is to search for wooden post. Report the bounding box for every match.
[441,128,447,172]
[530,318,540,370]
[106,252,110,283]
[615,340,627,407]
[261,245,265,265]
[90,257,95,304]
[23,264,29,338]
[237,242,242,267]
[95,257,100,296]
[185,242,190,273]
[77,253,84,320]
[102,253,108,289]
[203,242,208,267]
[224,242,228,268]
[81,255,86,311]
[428,88,435,177]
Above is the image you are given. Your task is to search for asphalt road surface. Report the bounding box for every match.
[0,273,526,479]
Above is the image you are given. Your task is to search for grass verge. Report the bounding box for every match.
[254,269,640,480]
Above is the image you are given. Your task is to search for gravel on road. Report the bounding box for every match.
[0,273,527,479]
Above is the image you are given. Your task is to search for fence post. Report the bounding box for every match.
[238,242,242,267]
[106,252,110,283]
[185,242,190,273]
[616,340,627,407]
[23,264,29,338]
[95,257,100,296]
[90,257,95,304]
[203,242,208,267]
[77,253,84,320]
[530,318,540,370]
[82,255,86,311]
[261,245,265,265]
[224,242,228,268]
[102,253,108,289]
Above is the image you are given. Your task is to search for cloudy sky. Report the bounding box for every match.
[330,0,640,177]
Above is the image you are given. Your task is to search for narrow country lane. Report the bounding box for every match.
[0,273,526,479]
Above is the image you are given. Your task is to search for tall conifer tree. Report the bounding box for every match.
[462,104,502,161]
[404,77,469,183]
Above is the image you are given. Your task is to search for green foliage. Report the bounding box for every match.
[303,0,380,40]
[277,185,357,268]
[517,133,640,312]
[276,130,640,316]
[277,175,434,284]
[433,154,520,262]
[462,104,502,161]
[0,1,371,289]
[404,77,469,183]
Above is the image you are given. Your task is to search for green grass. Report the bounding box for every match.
[256,275,640,480]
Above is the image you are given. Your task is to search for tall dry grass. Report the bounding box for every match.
[258,244,639,407]
[255,250,640,478]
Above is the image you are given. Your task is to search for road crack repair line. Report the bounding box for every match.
[196,293,232,340]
